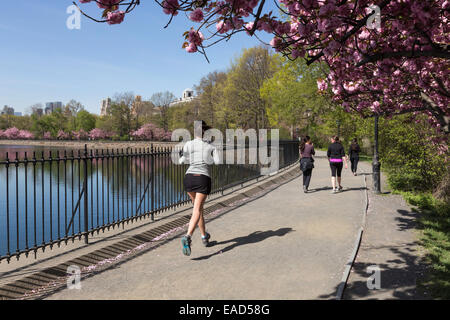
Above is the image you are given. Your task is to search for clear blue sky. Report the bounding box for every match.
[0,0,275,115]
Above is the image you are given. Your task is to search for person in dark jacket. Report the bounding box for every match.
[348,138,361,176]
[327,136,348,193]
[299,135,315,193]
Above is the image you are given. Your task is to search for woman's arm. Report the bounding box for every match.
[212,146,221,165]
[179,142,189,164]
[342,146,348,169]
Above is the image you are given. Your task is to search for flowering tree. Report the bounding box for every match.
[76,0,449,133]
[131,123,172,141]
[18,130,35,140]
[131,123,156,140]
[0,127,34,140]
[72,129,89,140]
[57,130,71,140]
[89,128,114,140]
[3,127,21,139]
[43,131,53,140]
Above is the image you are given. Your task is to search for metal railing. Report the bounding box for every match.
[0,140,299,262]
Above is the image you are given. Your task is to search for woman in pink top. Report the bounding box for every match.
[327,136,348,193]
[299,136,315,193]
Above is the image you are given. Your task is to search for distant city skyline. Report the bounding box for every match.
[0,1,274,116]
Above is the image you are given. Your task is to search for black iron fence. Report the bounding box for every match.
[0,140,299,262]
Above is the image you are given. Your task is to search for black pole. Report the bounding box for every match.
[150,144,155,221]
[372,115,381,194]
[83,144,89,244]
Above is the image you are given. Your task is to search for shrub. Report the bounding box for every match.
[57,130,70,140]
[89,128,113,140]
[43,132,52,140]
[130,123,171,141]
[72,129,89,140]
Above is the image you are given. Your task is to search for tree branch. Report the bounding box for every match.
[355,47,450,67]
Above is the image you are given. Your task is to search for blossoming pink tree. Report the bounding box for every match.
[0,127,34,140]
[89,128,114,140]
[131,123,172,141]
[72,129,89,140]
[57,130,71,140]
[131,123,156,140]
[18,130,34,140]
[77,0,449,133]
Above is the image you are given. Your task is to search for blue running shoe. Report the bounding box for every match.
[181,235,191,256]
[202,232,211,247]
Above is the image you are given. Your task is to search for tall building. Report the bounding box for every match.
[32,107,43,117]
[131,95,142,116]
[1,105,14,115]
[44,101,63,114]
[100,98,111,116]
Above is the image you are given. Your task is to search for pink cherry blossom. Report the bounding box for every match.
[107,11,125,25]
[189,8,203,22]
[78,0,450,133]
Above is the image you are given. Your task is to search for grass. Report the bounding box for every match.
[358,154,372,162]
[396,191,450,299]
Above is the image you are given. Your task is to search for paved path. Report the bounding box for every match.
[45,153,366,300]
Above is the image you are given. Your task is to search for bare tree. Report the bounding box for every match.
[27,103,44,116]
[150,91,175,131]
[65,100,85,116]
[113,92,135,108]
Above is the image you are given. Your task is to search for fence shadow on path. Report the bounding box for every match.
[191,228,294,261]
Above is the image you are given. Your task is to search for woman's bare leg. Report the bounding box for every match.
[197,201,206,236]
[331,177,336,189]
[186,192,208,236]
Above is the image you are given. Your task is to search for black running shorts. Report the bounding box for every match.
[183,174,212,195]
[330,162,343,177]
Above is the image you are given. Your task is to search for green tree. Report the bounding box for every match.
[261,55,332,138]
[223,46,276,130]
[75,110,96,132]
[194,71,227,128]
[110,103,131,137]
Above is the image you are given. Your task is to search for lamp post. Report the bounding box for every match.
[372,114,381,194]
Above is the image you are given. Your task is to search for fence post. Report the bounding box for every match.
[83,144,89,244]
[150,144,155,221]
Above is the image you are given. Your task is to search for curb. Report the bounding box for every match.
[335,169,369,300]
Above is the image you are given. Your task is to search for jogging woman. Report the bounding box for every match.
[299,136,315,193]
[348,138,361,176]
[327,136,348,193]
[179,121,220,256]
